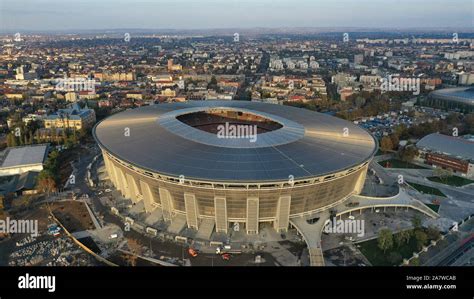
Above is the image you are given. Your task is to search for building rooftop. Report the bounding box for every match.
[416,133,474,161]
[429,87,474,106]
[45,102,94,121]
[0,171,39,195]
[0,144,49,169]
[94,101,376,182]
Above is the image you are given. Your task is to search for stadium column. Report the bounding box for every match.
[246,197,259,234]
[214,196,227,233]
[139,180,156,213]
[116,167,131,199]
[354,164,368,194]
[159,188,173,222]
[125,173,141,203]
[184,193,199,230]
[110,162,124,193]
[102,154,117,186]
[274,195,291,232]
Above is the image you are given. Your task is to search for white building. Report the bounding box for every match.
[0,144,49,176]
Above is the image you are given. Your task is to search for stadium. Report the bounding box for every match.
[93,101,377,235]
[427,87,474,112]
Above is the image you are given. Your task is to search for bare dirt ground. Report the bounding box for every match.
[50,201,94,232]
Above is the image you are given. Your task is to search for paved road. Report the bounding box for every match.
[371,157,474,222]
[438,235,474,266]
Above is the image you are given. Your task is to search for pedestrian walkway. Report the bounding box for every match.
[289,187,439,267]
[82,198,102,229]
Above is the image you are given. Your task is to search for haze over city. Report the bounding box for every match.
[1,0,473,32]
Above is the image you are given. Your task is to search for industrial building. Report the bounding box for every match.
[416,133,474,178]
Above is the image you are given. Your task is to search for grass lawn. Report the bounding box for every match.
[425,204,440,213]
[359,236,418,266]
[378,159,428,169]
[407,182,446,197]
[358,230,434,266]
[427,176,474,187]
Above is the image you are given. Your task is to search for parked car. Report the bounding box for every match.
[188,248,198,257]
[221,253,231,261]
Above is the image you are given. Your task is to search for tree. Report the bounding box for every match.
[378,228,394,253]
[414,230,428,250]
[395,124,410,140]
[411,215,422,231]
[354,96,366,108]
[35,130,41,143]
[446,113,458,125]
[208,76,218,90]
[389,134,399,150]
[27,131,34,145]
[388,252,402,264]
[380,136,393,153]
[426,226,441,241]
[36,172,57,194]
[399,146,418,162]
[433,168,453,183]
[411,257,420,266]
[61,129,67,144]
[395,229,412,246]
[465,113,474,134]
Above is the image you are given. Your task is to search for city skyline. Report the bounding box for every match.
[1,0,473,32]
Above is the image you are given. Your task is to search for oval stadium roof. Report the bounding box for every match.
[93,101,377,182]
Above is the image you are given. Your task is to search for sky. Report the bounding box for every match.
[0,0,473,32]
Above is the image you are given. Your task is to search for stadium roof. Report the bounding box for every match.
[0,144,49,169]
[429,87,474,106]
[416,133,474,161]
[94,101,377,182]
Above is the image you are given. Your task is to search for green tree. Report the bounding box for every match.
[395,229,412,246]
[208,76,218,90]
[426,226,441,241]
[414,230,428,250]
[411,215,422,231]
[388,252,402,264]
[411,257,420,266]
[354,96,366,108]
[378,228,394,253]
[399,146,418,162]
[433,167,453,183]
